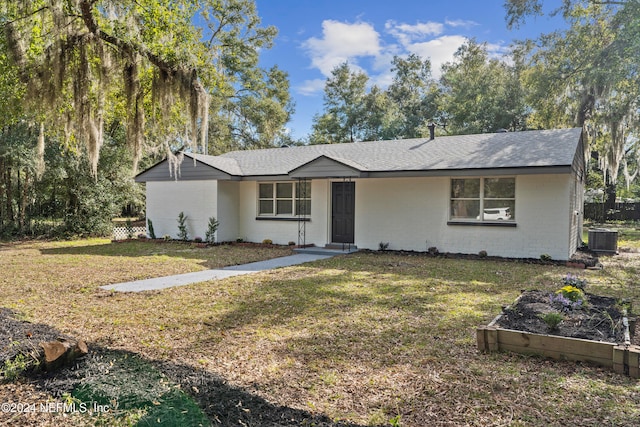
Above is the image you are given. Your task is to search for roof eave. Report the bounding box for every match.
[134,156,241,182]
[365,165,574,178]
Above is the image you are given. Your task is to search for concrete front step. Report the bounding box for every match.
[294,245,358,255]
[324,243,357,250]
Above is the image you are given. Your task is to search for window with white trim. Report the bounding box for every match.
[258,182,311,217]
[450,177,515,221]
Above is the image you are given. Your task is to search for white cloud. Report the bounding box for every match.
[405,34,468,77]
[486,42,510,59]
[384,20,444,46]
[370,69,395,89]
[444,19,479,29]
[384,21,444,46]
[383,20,470,77]
[297,78,327,96]
[302,20,381,77]
[299,16,508,95]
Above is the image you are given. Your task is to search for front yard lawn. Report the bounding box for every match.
[1,239,640,426]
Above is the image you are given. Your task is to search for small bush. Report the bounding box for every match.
[147,218,156,239]
[194,237,203,243]
[540,254,552,262]
[288,241,296,246]
[478,250,488,258]
[1,353,37,381]
[262,239,273,245]
[205,217,220,244]
[177,212,189,241]
[389,415,402,427]
[163,234,171,241]
[379,242,390,251]
[428,246,439,255]
[541,312,564,330]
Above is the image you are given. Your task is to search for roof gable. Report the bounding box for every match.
[288,155,367,178]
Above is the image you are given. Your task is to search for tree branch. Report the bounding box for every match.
[78,0,190,76]
[0,6,49,27]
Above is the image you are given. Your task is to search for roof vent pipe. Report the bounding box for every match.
[428,123,436,140]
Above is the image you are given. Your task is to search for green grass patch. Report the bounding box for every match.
[71,351,210,426]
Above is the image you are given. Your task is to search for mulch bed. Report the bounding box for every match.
[0,308,76,367]
[361,245,601,268]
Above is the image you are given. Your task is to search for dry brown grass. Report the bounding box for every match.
[1,238,640,426]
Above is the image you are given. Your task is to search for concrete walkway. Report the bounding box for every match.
[100,253,334,292]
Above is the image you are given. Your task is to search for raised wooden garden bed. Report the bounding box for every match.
[477,291,640,378]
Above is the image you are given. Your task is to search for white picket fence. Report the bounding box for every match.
[112,226,147,240]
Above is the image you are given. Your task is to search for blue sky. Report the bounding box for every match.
[254,0,566,140]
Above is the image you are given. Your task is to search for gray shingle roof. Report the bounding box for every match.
[188,155,244,176]
[187,128,582,177]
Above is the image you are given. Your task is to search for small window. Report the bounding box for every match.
[450,178,480,219]
[276,183,293,215]
[450,177,515,221]
[258,184,274,215]
[257,182,311,217]
[484,178,515,220]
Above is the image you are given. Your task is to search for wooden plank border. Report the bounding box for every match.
[477,320,640,378]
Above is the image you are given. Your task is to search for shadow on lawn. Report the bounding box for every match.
[39,240,295,270]
[155,358,375,427]
[39,240,287,256]
[32,345,375,427]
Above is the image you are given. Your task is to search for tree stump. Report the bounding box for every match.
[39,338,88,371]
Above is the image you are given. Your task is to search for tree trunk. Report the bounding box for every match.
[49,183,57,218]
[604,182,617,221]
[19,167,29,231]
[0,158,4,229]
[16,166,21,230]
[5,164,14,225]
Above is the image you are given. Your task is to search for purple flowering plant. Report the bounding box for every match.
[549,273,587,312]
[549,293,584,313]
[562,273,587,291]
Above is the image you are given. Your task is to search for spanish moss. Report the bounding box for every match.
[3,0,211,177]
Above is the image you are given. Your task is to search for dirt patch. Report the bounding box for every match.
[568,247,601,268]
[495,290,628,343]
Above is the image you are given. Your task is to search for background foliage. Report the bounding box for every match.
[2,0,640,237]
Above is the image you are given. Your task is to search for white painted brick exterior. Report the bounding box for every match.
[216,181,240,242]
[355,174,573,260]
[145,173,579,260]
[146,181,217,239]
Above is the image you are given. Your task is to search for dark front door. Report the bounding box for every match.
[332,182,355,243]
